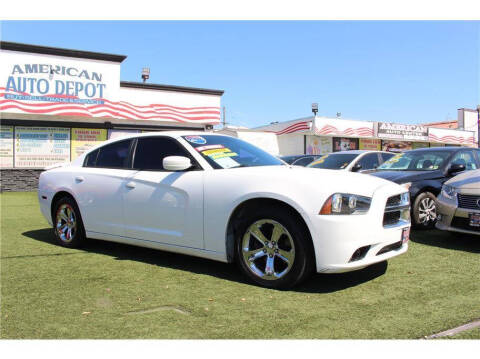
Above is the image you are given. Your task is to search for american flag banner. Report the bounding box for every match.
[0,87,222,124]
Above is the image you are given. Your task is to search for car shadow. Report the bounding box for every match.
[410,229,480,254]
[22,228,388,293]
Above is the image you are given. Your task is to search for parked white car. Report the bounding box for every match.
[308,150,395,172]
[38,132,411,289]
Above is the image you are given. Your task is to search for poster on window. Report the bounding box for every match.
[107,129,140,140]
[306,136,332,155]
[359,138,381,151]
[14,127,70,168]
[382,140,412,153]
[333,137,359,152]
[71,128,107,160]
[0,126,14,168]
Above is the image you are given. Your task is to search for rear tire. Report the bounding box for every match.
[413,192,437,229]
[52,196,86,248]
[234,205,314,289]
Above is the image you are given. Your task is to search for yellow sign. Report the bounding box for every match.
[71,128,107,160]
[359,139,381,151]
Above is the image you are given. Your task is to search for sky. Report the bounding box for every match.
[1,20,479,128]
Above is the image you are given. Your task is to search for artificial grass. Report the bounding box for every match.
[1,191,479,339]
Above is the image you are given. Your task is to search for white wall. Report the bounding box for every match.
[277,133,305,156]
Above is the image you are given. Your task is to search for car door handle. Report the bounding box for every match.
[75,176,85,183]
[126,181,136,189]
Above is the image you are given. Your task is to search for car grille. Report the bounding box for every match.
[383,193,410,227]
[457,194,480,210]
[451,216,480,232]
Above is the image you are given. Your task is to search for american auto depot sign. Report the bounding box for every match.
[377,122,429,141]
[0,48,120,116]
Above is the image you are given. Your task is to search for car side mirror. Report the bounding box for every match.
[351,163,362,172]
[163,156,192,171]
[447,163,466,175]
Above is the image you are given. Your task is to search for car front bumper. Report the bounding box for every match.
[308,184,411,273]
[436,192,480,236]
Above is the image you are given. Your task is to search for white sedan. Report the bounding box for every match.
[38,132,411,289]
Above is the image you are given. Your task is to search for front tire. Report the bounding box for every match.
[413,192,437,229]
[52,196,86,248]
[235,206,314,289]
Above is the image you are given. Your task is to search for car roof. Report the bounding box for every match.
[330,150,391,155]
[405,146,467,153]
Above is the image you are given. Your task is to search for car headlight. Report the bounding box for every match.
[401,182,412,190]
[441,184,457,200]
[320,193,372,215]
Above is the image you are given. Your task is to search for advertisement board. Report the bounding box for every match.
[71,128,107,160]
[382,140,413,153]
[14,127,70,168]
[359,138,381,151]
[333,137,359,152]
[0,125,14,168]
[377,122,429,141]
[306,136,332,155]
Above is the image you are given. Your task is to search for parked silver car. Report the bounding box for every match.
[436,169,480,236]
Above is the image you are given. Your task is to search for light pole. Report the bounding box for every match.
[141,67,150,83]
[477,105,480,148]
[312,103,318,117]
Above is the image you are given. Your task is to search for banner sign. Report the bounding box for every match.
[315,118,374,138]
[382,140,412,153]
[306,136,332,155]
[71,128,107,160]
[359,138,381,151]
[428,127,475,145]
[0,125,14,168]
[377,122,429,141]
[14,127,70,168]
[333,137,359,152]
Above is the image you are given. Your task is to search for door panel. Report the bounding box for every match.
[73,167,136,236]
[122,170,204,248]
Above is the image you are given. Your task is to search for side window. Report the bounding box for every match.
[95,140,132,169]
[133,137,194,171]
[84,149,99,167]
[380,153,395,163]
[357,153,380,170]
[450,151,478,171]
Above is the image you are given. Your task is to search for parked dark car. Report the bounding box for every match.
[280,155,321,167]
[368,147,480,229]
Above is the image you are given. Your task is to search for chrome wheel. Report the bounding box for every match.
[418,197,437,224]
[56,204,77,243]
[241,219,295,281]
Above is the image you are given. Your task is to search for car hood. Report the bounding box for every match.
[366,170,443,184]
[227,165,401,197]
[446,169,480,189]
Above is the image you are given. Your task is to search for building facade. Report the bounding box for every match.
[0,42,223,191]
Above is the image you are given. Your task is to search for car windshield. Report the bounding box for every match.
[182,135,284,169]
[376,151,451,171]
[307,153,358,170]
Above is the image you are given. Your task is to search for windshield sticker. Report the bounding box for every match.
[185,135,207,145]
[310,154,329,166]
[195,144,224,152]
[202,147,238,160]
[214,156,240,169]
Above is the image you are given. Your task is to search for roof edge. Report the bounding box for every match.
[120,81,224,96]
[0,41,127,63]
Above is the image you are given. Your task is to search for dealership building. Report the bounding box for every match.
[255,111,478,156]
[0,41,223,191]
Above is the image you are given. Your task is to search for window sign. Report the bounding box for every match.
[0,126,14,168]
[14,127,70,168]
[71,128,107,160]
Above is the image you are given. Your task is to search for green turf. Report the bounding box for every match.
[1,191,479,339]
